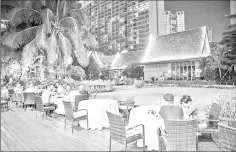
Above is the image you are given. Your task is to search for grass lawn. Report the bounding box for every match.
[96,85,235,107]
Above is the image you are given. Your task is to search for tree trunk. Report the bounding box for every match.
[219,68,221,79]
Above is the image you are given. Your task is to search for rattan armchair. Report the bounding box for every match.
[8,88,14,101]
[218,123,236,151]
[63,101,88,133]
[159,119,198,151]
[23,92,35,110]
[74,94,89,112]
[106,111,145,151]
[34,96,55,120]
[197,103,222,138]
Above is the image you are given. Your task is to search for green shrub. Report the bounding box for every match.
[122,63,144,79]
[134,79,144,88]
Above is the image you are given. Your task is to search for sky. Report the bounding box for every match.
[165,0,230,42]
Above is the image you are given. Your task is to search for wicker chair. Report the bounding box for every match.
[118,96,135,125]
[74,94,89,112]
[158,119,198,151]
[23,92,35,110]
[63,101,88,133]
[34,96,55,120]
[218,123,236,151]
[1,99,9,112]
[8,88,14,101]
[106,111,145,151]
[197,103,222,138]
[12,93,23,105]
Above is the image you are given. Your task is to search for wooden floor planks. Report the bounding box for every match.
[1,103,220,151]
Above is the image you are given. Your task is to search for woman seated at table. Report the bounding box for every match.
[64,85,89,103]
[24,83,38,93]
[41,85,57,116]
[158,93,184,125]
[180,95,207,129]
[56,83,64,95]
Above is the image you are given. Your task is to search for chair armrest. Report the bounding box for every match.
[77,109,88,114]
[126,124,144,131]
[195,119,220,122]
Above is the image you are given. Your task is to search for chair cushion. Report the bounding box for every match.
[74,110,87,118]
[1,100,8,104]
[44,106,55,111]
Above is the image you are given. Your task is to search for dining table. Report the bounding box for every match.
[77,99,120,130]
[50,96,66,115]
[127,105,165,151]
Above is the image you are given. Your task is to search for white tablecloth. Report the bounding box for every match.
[128,105,165,151]
[78,99,119,130]
[50,97,65,115]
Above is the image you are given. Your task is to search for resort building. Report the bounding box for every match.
[110,51,145,77]
[82,1,165,54]
[142,26,211,81]
[164,11,185,35]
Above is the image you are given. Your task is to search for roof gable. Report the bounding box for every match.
[87,51,104,68]
[111,51,145,69]
[142,26,211,63]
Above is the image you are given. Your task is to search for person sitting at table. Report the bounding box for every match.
[180,95,207,129]
[158,93,184,125]
[14,83,23,93]
[1,86,9,101]
[24,83,37,93]
[41,85,57,116]
[56,83,64,95]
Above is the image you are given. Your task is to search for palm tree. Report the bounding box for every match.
[199,43,228,80]
[2,0,98,80]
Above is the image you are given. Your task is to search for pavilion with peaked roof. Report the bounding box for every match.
[110,51,145,76]
[142,26,211,81]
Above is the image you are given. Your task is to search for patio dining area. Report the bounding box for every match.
[1,101,221,151]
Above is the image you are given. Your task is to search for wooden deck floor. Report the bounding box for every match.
[1,102,220,151]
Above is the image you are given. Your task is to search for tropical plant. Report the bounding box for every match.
[220,13,236,81]
[2,0,98,80]
[122,63,144,79]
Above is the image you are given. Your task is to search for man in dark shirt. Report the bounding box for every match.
[159,93,184,125]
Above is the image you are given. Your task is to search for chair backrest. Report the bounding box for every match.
[74,94,88,111]
[209,103,221,127]
[165,119,198,151]
[106,111,126,145]
[63,101,74,120]
[8,88,14,95]
[34,96,44,112]
[23,92,35,105]
[219,123,236,151]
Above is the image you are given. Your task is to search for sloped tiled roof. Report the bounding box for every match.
[99,55,115,65]
[87,51,104,68]
[142,26,211,64]
[111,51,145,69]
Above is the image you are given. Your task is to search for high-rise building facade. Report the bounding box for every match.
[82,1,165,55]
[206,27,213,42]
[164,11,185,35]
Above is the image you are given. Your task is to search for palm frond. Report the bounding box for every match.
[9,8,42,27]
[40,8,54,34]
[62,27,88,68]
[58,32,72,67]
[2,26,40,50]
[21,0,46,11]
[82,29,98,49]
[59,17,82,34]
[67,9,91,26]
[22,39,40,66]
[45,30,59,64]
[225,14,236,19]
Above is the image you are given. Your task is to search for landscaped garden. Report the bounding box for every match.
[1,0,236,151]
